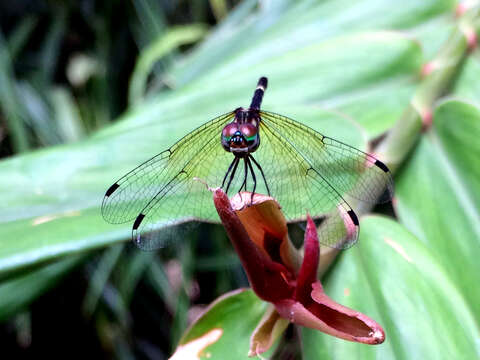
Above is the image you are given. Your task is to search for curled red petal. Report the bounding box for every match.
[275,281,384,344]
[294,215,319,304]
[213,188,294,302]
[231,192,300,272]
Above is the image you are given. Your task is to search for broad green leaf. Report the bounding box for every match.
[174,289,269,359]
[452,49,480,104]
[302,216,479,359]
[434,100,480,205]
[166,31,423,138]
[0,207,128,275]
[408,14,455,60]
[394,100,480,321]
[169,0,454,85]
[0,0,460,283]
[0,107,365,275]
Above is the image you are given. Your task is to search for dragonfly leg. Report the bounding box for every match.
[237,157,249,193]
[249,155,271,196]
[222,157,238,188]
[246,156,257,203]
[225,157,240,195]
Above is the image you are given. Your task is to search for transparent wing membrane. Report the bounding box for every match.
[259,111,394,204]
[255,118,359,248]
[101,112,235,247]
[102,107,393,250]
[132,134,235,250]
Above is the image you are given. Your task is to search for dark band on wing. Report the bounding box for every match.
[374,160,389,173]
[347,210,359,226]
[105,183,120,197]
[133,213,145,230]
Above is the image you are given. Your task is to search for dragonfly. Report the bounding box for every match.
[102,77,393,250]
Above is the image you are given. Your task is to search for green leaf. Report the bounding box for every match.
[452,50,480,104]
[6,15,38,60]
[51,87,85,143]
[129,24,208,105]
[0,32,30,152]
[0,255,85,322]
[174,289,269,359]
[39,6,66,82]
[131,0,168,46]
[0,206,130,275]
[0,0,460,282]
[394,99,480,321]
[83,244,124,316]
[16,81,61,145]
[209,0,228,21]
[146,258,176,310]
[302,216,479,359]
[171,31,423,139]
[169,0,454,86]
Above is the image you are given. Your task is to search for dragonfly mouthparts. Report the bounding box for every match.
[230,147,249,153]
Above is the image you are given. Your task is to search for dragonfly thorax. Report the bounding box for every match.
[221,119,260,156]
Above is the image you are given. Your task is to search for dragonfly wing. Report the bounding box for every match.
[101,111,235,226]
[259,111,394,204]
[254,119,359,249]
[102,149,171,224]
[131,127,237,250]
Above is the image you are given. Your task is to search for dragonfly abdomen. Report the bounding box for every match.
[250,76,268,110]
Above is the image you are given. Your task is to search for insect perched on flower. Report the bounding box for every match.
[102,77,393,250]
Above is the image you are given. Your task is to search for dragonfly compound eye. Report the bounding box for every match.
[221,122,259,155]
[240,123,257,138]
[221,123,239,150]
[240,123,259,151]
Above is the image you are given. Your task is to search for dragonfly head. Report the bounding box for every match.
[221,122,259,156]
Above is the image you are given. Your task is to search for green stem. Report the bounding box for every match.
[377,4,480,171]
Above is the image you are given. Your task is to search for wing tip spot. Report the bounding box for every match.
[105,183,120,197]
[374,160,389,173]
[133,213,145,230]
[347,210,359,226]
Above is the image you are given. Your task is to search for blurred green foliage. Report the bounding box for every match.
[0,0,479,359]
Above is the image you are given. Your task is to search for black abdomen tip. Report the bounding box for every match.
[258,77,268,89]
[105,183,120,197]
[374,160,389,173]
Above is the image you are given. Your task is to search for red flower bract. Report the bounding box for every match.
[212,188,385,355]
